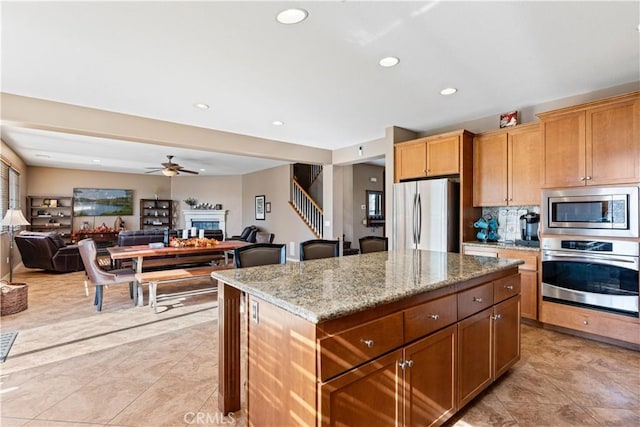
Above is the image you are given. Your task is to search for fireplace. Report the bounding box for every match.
[183,210,227,237]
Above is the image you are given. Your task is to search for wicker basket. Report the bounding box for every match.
[0,281,28,316]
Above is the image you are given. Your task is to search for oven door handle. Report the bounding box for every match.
[543,251,639,269]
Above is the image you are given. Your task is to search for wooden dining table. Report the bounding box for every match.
[108,240,249,271]
[107,240,249,306]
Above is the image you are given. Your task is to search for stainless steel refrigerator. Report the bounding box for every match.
[393,178,460,252]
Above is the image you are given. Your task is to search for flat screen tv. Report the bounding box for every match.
[73,188,134,216]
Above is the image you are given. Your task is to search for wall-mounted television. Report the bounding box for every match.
[73,188,134,216]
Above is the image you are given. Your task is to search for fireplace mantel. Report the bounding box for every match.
[183,210,227,237]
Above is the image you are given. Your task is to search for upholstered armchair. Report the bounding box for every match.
[228,225,258,243]
[14,231,85,273]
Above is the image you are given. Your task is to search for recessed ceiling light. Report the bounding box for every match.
[272,120,284,126]
[35,154,50,158]
[379,56,400,67]
[637,23,640,32]
[440,87,458,96]
[276,8,308,25]
[92,159,101,163]
[193,103,209,110]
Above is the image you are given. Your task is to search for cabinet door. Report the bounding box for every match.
[473,133,508,206]
[404,325,457,427]
[395,139,427,181]
[587,98,639,186]
[427,135,460,176]
[508,125,542,205]
[518,270,538,320]
[541,111,586,188]
[320,350,402,427]
[493,296,521,379]
[457,307,492,407]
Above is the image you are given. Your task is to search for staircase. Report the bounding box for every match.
[290,165,323,238]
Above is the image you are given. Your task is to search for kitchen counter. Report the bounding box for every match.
[213,250,524,420]
[212,249,523,323]
[463,240,540,252]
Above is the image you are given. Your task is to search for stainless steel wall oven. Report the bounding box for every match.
[541,237,639,317]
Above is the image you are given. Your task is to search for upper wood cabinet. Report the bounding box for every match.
[473,123,542,207]
[538,92,639,188]
[394,130,467,181]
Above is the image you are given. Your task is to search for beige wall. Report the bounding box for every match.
[27,166,171,232]
[241,165,315,260]
[169,175,243,237]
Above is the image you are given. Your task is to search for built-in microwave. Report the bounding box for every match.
[542,185,639,238]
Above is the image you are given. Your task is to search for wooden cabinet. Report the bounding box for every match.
[540,300,640,346]
[458,293,521,408]
[394,130,469,181]
[462,244,539,320]
[404,325,457,427]
[139,198,172,230]
[27,195,74,243]
[538,92,639,188]
[473,123,542,206]
[318,272,521,426]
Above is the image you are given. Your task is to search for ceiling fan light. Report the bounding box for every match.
[162,169,178,176]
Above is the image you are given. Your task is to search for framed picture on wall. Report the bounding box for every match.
[265,202,271,213]
[255,195,265,220]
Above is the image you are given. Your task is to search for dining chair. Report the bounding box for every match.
[254,232,275,244]
[234,243,286,268]
[299,239,340,261]
[77,238,137,311]
[359,236,389,254]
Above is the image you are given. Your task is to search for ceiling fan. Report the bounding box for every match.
[146,155,199,176]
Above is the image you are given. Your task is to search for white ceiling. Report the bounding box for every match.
[1,1,639,175]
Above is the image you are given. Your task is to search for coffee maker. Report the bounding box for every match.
[517,212,540,246]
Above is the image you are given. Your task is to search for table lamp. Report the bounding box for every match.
[2,209,30,282]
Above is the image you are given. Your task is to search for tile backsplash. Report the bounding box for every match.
[481,205,540,242]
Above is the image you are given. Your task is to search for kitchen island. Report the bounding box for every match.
[212,250,523,426]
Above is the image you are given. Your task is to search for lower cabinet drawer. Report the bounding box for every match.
[404,294,457,342]
[458,282,493,320]
[493,274,521,304]
[319,312,404,381]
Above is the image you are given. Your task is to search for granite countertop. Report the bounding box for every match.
[212,250,523,324]
[462,241,540,252]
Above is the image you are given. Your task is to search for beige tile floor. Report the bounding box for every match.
[1,265,639,427]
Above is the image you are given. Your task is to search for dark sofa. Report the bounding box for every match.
[15,231,85,273]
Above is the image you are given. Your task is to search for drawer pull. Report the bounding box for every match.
[583,320,589,325]
[360,339,374,348]
[473,297,483,303]
[430,314,440,320]
[491,314,502,320]
[504,285,514,290]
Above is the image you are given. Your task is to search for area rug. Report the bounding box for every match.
[0,331,19,363]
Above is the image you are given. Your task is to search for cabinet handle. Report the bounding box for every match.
[583,320,589,325]
[491,314,502,320]
[430,314,440,320]
[472,297,483,303]
[398,359,414,370]
[585,176,592,180]
[580,176,586,181]
[360,339,374,348]
[504,285,514,290]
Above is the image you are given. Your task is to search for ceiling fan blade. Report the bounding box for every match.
[145,170,161,174]
[179,169,200,175]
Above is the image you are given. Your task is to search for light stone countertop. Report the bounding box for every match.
[212,250,523,324]
[462,241,541,253]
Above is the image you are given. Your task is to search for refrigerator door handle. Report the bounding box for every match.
[416,193,422,243]
[411,193,418,245]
